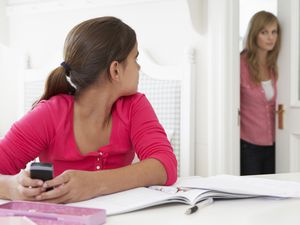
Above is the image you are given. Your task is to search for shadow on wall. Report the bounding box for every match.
[187,0,207,34]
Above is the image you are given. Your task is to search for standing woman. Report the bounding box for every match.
[240,11,281,175]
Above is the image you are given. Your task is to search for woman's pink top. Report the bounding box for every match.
[240,54,277,146]
[0,93,177,185]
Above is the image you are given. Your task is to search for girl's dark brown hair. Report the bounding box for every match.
[34,16,136,107]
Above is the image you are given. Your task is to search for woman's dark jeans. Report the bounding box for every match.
[240,139,275,175]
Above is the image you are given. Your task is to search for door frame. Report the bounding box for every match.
[207,0,240,176]
[277,0,300,172]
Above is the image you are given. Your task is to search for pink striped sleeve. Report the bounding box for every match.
[129,94,177,185]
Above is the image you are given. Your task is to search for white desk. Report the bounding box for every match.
[106,173,300,225]
[0,173,300,225]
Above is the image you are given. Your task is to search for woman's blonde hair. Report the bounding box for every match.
[243,11,281,84]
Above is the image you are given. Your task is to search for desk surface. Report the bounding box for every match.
[1,173,300,225]
[106,173,300,225]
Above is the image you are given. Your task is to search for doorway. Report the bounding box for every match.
[239,0,278,174]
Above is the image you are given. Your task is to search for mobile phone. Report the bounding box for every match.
[30,162,53,191]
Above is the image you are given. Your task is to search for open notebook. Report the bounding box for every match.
[68,175,300,216]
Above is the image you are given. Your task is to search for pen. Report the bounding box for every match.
[185,205,198,215]
[185,197,214,215]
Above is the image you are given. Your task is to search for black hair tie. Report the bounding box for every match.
[60,61,71,76]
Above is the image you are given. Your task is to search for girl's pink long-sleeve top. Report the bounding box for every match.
[240,54,277,146]
[0,93,177,185]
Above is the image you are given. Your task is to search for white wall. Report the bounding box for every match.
[0,0,8,45]
[6,0,200,69]
[0,1,24,137]
[0,45,23,136]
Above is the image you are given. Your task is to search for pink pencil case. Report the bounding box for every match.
[0,201,106,225]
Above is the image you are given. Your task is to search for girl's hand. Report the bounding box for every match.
[8,170,45,200]
[35,170,100,203]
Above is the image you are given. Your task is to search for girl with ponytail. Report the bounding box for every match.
[0,17,177,203]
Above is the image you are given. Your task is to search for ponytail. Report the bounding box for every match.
[32,66,75,108]
[32,17,136,108]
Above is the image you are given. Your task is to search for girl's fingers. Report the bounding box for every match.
[36,182,69,201]
[43,172,69,189]
[18,170,43,188]
[18,185,45,198]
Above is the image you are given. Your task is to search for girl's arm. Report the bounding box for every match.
[0,171,45,200]
[0,100,55,200]
[34,157,166,203]
[0,175,11,199]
